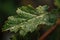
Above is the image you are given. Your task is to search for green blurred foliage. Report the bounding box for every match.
[2,5,57,40]
[55,0,60,8]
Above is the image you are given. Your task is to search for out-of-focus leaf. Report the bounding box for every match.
[55,0,60,8]
[2,5,57,40]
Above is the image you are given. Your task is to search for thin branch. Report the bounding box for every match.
[38,18,60,40]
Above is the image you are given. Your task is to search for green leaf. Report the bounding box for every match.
[19,5,38,15]
[2,5,56,37]
[16,8,37,19]
[2,16,27,31]
[36,5,48,14]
